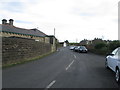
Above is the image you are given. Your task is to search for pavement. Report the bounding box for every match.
[2,47,120,88]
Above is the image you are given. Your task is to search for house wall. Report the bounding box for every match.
[2,37,53,66]
[45,37,50,43]
[51,37,56,52]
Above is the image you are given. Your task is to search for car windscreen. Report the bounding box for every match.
[80,46,86,49]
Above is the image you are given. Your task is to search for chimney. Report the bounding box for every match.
[2,19,7,24]
[9,19,14,25]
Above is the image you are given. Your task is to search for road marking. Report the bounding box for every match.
[74,55,76,59]
[66,60,74,70]
[46,80,56,89]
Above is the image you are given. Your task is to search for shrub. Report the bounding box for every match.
[108,41,120,51]
[94,42,106,49]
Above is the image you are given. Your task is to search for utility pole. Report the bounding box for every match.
[54,28,55,37]
[76,38,78,43]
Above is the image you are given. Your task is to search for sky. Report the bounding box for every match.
[0,0,119,42]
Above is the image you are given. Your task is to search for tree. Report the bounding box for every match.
[65,40,69,44]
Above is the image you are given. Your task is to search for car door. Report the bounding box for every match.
[108,48,118,70]
[117,49,120,70]
[110,50,119,72]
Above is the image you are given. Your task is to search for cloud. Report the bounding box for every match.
[16,20,33,24]
[79,13,96,16]
[0,1,24,13]
[0,0,119,42]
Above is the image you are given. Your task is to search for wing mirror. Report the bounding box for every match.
[107,53,114,56]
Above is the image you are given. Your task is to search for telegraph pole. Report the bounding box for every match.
[76,38,78,43]
[54,28,55,37]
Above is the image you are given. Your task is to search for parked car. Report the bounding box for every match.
[73,46,80,52]
[105,47,120,83]
[78,46,88,53]
[69,46,75,50]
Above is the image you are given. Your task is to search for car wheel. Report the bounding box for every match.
[115,69,120,83]
[105,60,109,69]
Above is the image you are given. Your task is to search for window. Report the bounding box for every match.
[115,48,120,56]
[50,37,53,44]
[114,48,120,60]
[112,48,118,55]
[31,36,33,38]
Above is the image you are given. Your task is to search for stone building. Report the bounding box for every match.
[1,19,58,66]
[0,19,50,43]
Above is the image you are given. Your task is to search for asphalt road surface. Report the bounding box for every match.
[2,47,120,88]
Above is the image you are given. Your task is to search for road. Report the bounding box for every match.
[2,47,120,88]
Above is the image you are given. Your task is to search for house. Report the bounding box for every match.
[0,19,50,43]
[80,39,92,46]
[47,35,58,51]
[63,42,67,47]
[1,19,59,66]
[59,42,64,47]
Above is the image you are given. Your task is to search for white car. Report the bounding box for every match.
[105,47,120,83]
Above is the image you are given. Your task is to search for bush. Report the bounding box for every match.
[94,42,106,49]
[108,41,120,51]
[86,40,120,55]
[99,47,108,55]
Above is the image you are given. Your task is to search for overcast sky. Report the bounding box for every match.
[0,0,119,42]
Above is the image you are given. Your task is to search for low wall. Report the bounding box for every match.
[2,37,52,66]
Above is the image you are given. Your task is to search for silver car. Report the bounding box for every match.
[105,47,120,83]
[69,46,75,50]
[78,46,88,53]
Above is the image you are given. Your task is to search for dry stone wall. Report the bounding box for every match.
[2,37,52,65]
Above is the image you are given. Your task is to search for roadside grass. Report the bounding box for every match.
[2,51,56,68]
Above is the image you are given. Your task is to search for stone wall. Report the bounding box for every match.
[2,37,52,65]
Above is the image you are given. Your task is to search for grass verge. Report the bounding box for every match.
[3,51,56,69]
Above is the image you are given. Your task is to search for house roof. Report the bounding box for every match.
[1,24,47,37]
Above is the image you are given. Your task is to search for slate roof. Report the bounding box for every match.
[1,24,47,37]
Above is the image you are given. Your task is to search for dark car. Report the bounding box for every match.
[78,46,88,53]
[73,46,80,52]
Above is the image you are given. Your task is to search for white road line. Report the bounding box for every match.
[66,60,74,70]
[46,80,56,89]
[74,55,76,59]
